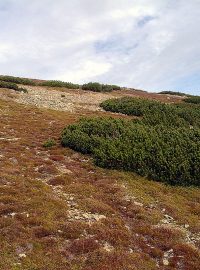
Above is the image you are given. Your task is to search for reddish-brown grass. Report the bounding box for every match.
[0,94,199,270]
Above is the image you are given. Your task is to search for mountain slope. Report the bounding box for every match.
[0,82,199,270]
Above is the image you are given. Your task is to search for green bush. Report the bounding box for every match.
[62,97,200,186]
[0,80,27,92]
[0,75,36,85]
[39,80,79,89]
[82,82,121,92]
[61,117,200,186]
[0,80,18,90]
[43,139,56,148]
[82,82,103,92]
[184,96,200,104]
[0,75,121,92]
[100,97,200,128]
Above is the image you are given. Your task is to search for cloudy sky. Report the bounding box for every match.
[0,0,200,94]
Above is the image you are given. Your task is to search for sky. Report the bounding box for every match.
[0,0,200,95]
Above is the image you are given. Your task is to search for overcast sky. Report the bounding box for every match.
[0,0,200,94]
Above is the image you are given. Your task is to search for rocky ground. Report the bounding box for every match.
[0,85,183,113]
[0,86,199,270]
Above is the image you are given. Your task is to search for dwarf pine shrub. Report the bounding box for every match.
[158,91,189,96]
[62,97,200,186]
[184,96,200,104]
[0,81,18,90]
[0,80,27,92]
[0,75,36,85]
[39,80,79,89]
[82,82,121,92]
[61,117,200,186]
[100,97,200,128]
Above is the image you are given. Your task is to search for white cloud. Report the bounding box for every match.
[0,0,199,94]
[59,60,112,82]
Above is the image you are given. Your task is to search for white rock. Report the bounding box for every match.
[103,242,114,252]
[161,219,169,224]
[163,258,169,266]
[18,253,26,258]
[134,201,143,207]
[164,214,173,220]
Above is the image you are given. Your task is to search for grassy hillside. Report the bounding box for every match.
[0,77,199,269]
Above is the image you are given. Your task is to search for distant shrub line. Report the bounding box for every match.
[184,96,200,104]
[0,80,27,93]
[158,91,189,96]
[0,75,122,92]
[38,80,80,89]
[61,117,200,186]
[0,75,36,86]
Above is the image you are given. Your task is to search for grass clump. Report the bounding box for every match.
[43,139,56,148]
[82,82,121,92]
[39,80,79,89]
[0,75,36,85]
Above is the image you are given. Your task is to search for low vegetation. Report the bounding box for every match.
[184,95,200,104]
[62,98,200,186]
[43,139,56,148]
[0,75,36,85]
[0,95,199,270]
[100,97,200,128]
[0,75,122,93]
[39,80,80,89]
[0,80,27,93]
[61,117,200,186]
[82,82,121,92]
[158,90,189,96]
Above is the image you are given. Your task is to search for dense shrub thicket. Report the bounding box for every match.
[82,82,121,92]
[100,97,200,128]
[0,80,27,92]
[61,117,200,186]
[184,96,200,104]
[0,80,18,90]
[0,75,36,85]
[39,80,80,89]
[158,91,189,96]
